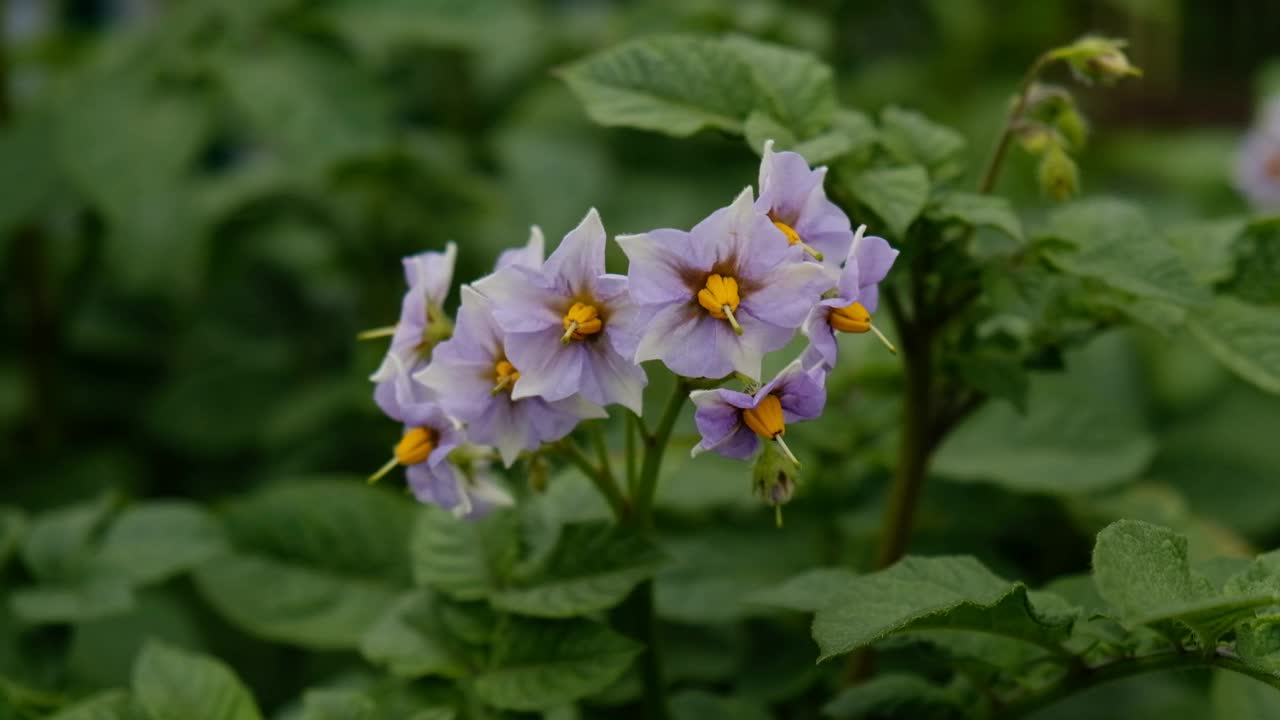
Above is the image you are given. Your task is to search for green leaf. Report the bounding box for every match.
[492,523,663,618]
[934,365,1155,494]
[132,642,262,720]
[669,690,771,720]
[10,578,135,625]
[301,689,376,720]
[722,35,835,138]
[810,556,1075,661]
[1041,199,1209,307]
[474,618,640,711]
[216,43,388,172]
[1166,217,1247,286]
[0,506,25,571]
[359,591,461,678]
[1092,520,1276,646]
[324,0,533,58]
[878,107,967,176]
[44,691,139,720]
[96,503,229,584]
[1226,217,1280,306]
[21,495,115,582]
[823,674,964,719]
[410,506,519,600]
[1187,297,1280,394]
[560,36,757,137]
[748,568,861,613]
[193,480,412,649]
[1212,671,1280,720]
[928,192,1024,243]
[845,165,930,239]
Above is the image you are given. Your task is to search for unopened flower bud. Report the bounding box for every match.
[1038,146,1079,202]
[1057,36,1142,86]
[1016,124,1056,155]
[752,441,799,525]
[1054,107,1089,151]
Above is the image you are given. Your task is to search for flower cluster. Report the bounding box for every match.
[365,141,897,517]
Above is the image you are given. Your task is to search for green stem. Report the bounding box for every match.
[1001,650,1280,718]
[556,438,627,521]
[589,422,618,492]
[625,412,639,497]
[978,52,1051,194]
[633,380,688,528]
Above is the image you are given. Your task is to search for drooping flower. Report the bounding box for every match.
[369,353,512,518]
[690,360,826,463]
[1234,98,1280,210]
[618,187,830,380]
[416,285,606,467]
[482,209,648,414]
[801,225,899,370]
[756,139,855,271]
[368,242,458,379]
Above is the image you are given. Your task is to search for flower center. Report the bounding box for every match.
[829,302,872,333]
[742,394,785,439]
[697,274,744,335]
[561,302,603,343]
[394,426,438,465]
[1267,150,1280,182]
[492,359,520,395]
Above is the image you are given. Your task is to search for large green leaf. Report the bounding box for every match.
[193,480,412,649]
[21,496,115,582]
[132,643,261,720]
[1226,217,1280,306]
[1041,199,1208,307]
[560,36,757,137]
[810,556,1076,661]
[10,579,135,626]
[44,691,139,720]
[1187,297,1280,394]
[927,191,1024,243]
[722,35,835,138]
[934,360,1155,495]
[1166,217,1247,286]
[474,618,640,711]
[878,107,967,177]
[1212,671,1280,720]
[410,506,519,600]
[1092,521,1278,646]
[823,674,964,719]
[845,165,930,239]
[748,568,861,613]
[359,591,461,678]
[96,503,229,585]
[492,522,663,618]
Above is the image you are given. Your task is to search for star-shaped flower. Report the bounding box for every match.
[690,360,826,463]
[618,187,830,380]
[756,139,855,273]
[801,225,899,371]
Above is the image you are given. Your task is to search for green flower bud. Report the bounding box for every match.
[1054,106,1089,151]
[1038,146,1079,202]
[752,441,799,526]
[1053,36,1143,86]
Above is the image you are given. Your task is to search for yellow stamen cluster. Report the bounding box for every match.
[697,274,744,335]
[829,301,897,354]
[395,427,438,465]
[829,302,872,333]
[742,394,785,439]
[772,219,823,260]
[561,302,603,343]
[492,359,520,395]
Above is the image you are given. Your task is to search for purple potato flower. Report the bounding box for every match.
[482,209,648,414]
[801,225,899,371]
[370,353,511,518]
[494,225,547,273]
[371,242,458,384]
[1234,99,1280,210]
[618,187,830,381]
[416,285,606,467]
[756,139,855,273]
[690,360,826,462]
